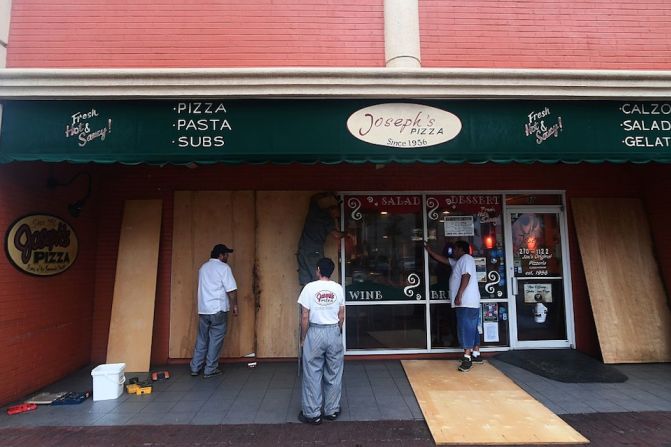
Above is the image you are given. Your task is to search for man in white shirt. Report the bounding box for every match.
[425,240,482,372]
[189,244,238,378]
[297,257,345,425]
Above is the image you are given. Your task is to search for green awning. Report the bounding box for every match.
[1,99,669,164]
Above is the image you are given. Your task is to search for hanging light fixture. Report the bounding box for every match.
[46,172,92,218]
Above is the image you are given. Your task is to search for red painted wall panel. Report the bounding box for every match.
[0,163,97,406]
[420,0,671,69]
[7,0,385,68]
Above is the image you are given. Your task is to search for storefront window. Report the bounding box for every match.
[425,194,507,348]
[343,195,426,350]
[340,192,568,353]
[343,195,425,301]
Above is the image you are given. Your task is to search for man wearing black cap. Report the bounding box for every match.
[190,244,238,378]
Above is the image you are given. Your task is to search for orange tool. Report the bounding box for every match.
[7,403,38,415]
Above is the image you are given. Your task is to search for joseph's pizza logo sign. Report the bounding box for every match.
[4,214,78,276]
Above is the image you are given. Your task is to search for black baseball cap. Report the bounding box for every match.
[211,244,234,258]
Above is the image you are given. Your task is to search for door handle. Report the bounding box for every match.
[511,277,518,296]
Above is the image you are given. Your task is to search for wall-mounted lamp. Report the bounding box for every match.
[484,234,495,249]
[46,172,92,218]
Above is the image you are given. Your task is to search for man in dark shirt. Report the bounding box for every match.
[297,192,344,286]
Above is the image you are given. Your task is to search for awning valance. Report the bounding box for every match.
[1,99,669,164]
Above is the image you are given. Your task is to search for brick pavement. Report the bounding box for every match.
[1,412,670,447]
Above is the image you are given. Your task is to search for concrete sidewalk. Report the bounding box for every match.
[1,412,670,446]
[1,359,670,446]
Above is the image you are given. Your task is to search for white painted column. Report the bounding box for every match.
[384,0,421,68]
[0,0,12,130]
[0,0,11,68]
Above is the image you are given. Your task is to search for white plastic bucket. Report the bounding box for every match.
[91,363,126,401]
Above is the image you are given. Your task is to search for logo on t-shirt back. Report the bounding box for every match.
[315,290,336,306]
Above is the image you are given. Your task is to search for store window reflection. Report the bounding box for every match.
[425,195,508,348]
[510,212,566,341]
[343,195,426,350]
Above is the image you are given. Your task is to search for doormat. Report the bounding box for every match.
[495,349,628,383]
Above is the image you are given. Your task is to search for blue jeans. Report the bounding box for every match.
[190,311,228,375]
[455,307,480,350]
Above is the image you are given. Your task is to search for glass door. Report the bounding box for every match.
[505,207,574,348]
[425,194,509,350]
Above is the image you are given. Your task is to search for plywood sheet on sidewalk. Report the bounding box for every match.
[106,200,162,372]
[402,360,588,445]
[255,191,339,358]
[572,198,671,363]
[169,191,255,359]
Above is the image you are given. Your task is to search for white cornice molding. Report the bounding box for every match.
[0,67,670,99]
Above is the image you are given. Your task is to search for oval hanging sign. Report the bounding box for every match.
[4,214,78,276]
[347,103,462,148]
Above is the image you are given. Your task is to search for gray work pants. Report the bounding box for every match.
[297,248,323,286]
[190,311,228,375]
[301,323,344,419]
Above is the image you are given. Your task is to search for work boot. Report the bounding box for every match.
[298,411,322,425]
[203,368,222,379]
[458,356,472,372]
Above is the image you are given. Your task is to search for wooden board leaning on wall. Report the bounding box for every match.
[107,200,162,372]
[572,198,671,363]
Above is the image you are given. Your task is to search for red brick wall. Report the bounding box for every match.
[7,0,385,68]
[420,0,671,69]
[7,0,671,69]
[0,163,97,406]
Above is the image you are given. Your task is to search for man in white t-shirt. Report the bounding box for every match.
[189,244,238,379]
[425,240,482,372]
[297,257,345,425]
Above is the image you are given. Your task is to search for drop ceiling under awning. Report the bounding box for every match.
[1,99,669,164]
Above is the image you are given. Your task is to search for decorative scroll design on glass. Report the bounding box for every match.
[426,197,440,221]
[348,197,362,221]
[485,271,503,297]
[404,273,422,300]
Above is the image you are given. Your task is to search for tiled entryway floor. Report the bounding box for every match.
[1,358,669,427]
[490,359,671,415]
[0,360,422,427]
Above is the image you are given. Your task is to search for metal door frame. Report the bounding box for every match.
[504,204,576,349]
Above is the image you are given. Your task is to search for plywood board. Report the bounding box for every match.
[402,360,588,445]
[107,200,162,372]
[169,192,197,359]
[255,191,339,358]
[572,198,671,363]
[169,191,255,359]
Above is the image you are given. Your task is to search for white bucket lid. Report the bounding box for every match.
[91,363,126,376]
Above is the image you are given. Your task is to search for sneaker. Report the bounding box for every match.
[323,411,340,421]
[458,356,472,372]
[471,355,484,364]
[298,411,322,425]
[202,368,222,379]
[190,370,199,377]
